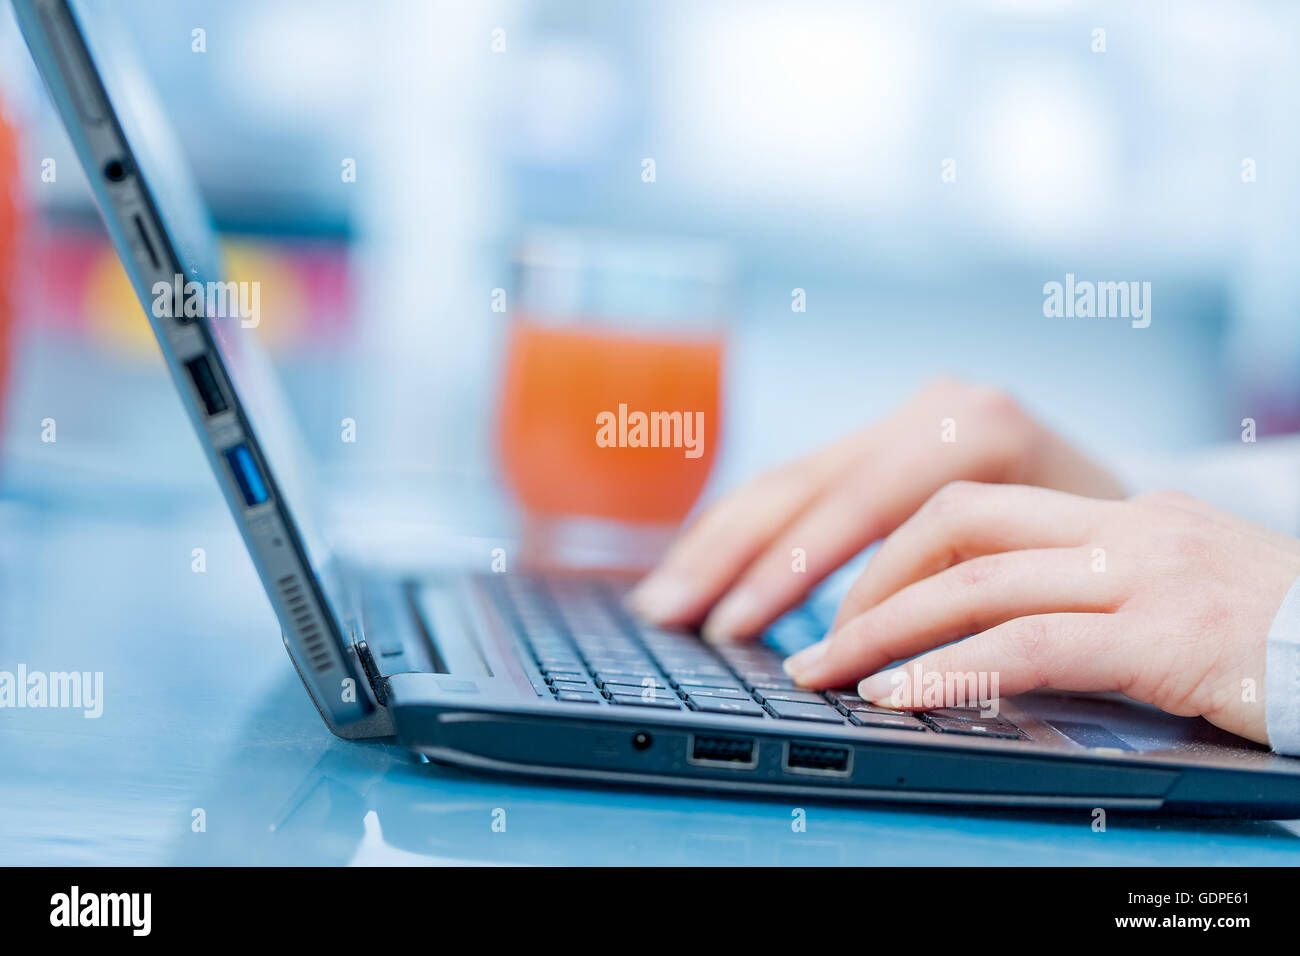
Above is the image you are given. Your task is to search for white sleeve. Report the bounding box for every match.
[1109,435,1300,536]
[1108,436,1300,755]
[1267,576,1300,756]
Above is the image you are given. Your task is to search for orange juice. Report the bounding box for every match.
[498,317,722,524]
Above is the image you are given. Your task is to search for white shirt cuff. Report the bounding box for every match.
[1266,573,1300,756]
[1109,435,1300,537]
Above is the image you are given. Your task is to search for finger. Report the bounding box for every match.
[831,481,1105,631]
[855,612,1125,709]
[699,452,961,642]
[634,379,1027,635]
[787,547,1123,687]
[696,417,1046,643]
[627,434,866,627]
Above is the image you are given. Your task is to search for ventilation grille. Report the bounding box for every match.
[278,575,334,673]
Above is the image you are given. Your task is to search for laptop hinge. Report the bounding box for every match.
[355,640,389,706]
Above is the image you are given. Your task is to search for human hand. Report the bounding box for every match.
[627,378,1124,641]
[782,484,1300,745]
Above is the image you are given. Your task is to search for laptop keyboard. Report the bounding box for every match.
[485,573,1025,739]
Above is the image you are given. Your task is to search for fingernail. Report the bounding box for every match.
[626,574,692,623]
[858,668,907,707]
[701,588,759,643]
[782,639,830,681]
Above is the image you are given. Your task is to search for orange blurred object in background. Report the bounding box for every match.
[0,102,21,438]
[498,317,722,525]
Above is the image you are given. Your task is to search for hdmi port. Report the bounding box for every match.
[689,734,757,769]
[784,741,852,776]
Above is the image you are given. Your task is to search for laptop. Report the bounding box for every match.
[15,0,1300,817]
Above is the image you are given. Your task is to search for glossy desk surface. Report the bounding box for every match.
[4,477,1300,867]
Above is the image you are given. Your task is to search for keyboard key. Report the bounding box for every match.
[545,672,587,684]
[555,691,600,704]
[581,648,654,660]
[926,707,1007,723]
[926,717,1022,739]
[657,658,724,672]
[550,680,593,694]
[601,681,672,695]
[689,696,766,717]
[680,686,750,699]
[745,676,798,690]
[647,652,714,666]
[573,649,636,662]
[849,703,911,717]
[826,690,865,706]
[586,661,658,675]
[604,683,677,699]
[595,671,665,686]
[609,693,681,709]
[596,672,668,684]
[665,665,738,681]
[849,711,928,731]
[673,673,738,686]
[758,689,827,705]
[765,700,844,724]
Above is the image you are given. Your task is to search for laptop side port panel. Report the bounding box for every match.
[783,741,853,777]
[687,733,758,770]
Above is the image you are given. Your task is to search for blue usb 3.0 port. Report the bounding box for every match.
[224,443,269,507]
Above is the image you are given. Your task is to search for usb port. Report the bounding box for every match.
[784,742,852,776]
[688,734,757,769]
[224,444,268,507]
[185,355,228,416]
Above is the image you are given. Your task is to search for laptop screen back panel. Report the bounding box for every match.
[12,0,386,733]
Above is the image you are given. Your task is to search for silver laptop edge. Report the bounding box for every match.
[12,0,389,736]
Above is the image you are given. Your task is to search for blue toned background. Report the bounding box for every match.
[2,0,1300,863]
[2,0,1297,494]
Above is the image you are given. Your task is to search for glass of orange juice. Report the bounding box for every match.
[497,230,732,568]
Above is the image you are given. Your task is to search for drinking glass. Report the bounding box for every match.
[497,229,732,567]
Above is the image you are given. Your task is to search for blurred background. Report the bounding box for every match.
[1,0,1298,552]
